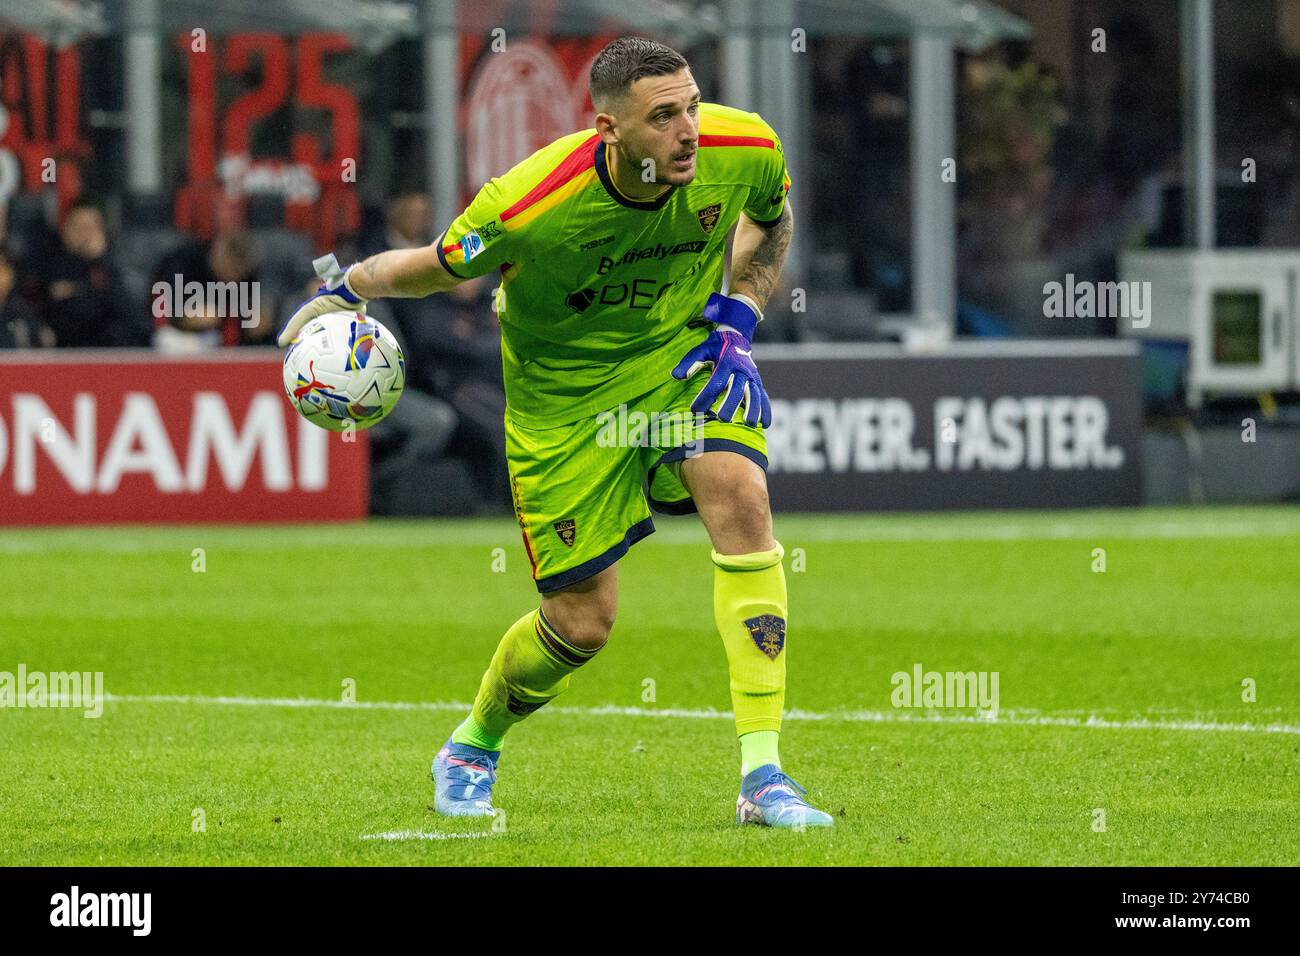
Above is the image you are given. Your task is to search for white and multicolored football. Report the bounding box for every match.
[282,311,405,432]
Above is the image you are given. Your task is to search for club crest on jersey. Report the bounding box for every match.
[461,230,485,262]
[696,203,722,234]
[553,518,577,547]
[744,614,786,660]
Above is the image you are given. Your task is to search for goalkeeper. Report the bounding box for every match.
[280,36,831,829]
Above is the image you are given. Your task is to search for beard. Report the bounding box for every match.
[615,139,694,186]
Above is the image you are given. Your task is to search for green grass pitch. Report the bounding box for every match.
[1,505,1297,866]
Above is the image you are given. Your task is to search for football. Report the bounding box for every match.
[282,311,406,431]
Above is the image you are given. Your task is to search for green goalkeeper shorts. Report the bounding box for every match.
[506,373,768,593]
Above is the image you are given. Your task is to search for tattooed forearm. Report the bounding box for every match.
[346,242,465,299]
[730,204,793,310]
[359,256,381,289]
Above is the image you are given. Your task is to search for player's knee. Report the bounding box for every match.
[715,486,774,554]
[572,607,616,649]
[542,581,617,651]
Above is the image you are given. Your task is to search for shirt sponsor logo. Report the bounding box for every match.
[579,234,616,252]
[596,240,707,275]
[564,288,597,313]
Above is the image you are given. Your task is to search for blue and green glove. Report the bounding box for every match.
[671,292,772,428]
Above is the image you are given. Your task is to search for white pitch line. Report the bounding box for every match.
[652,518,1300,544]
[361,830,491,841]
[3,516,1298,554]
[95,693,1300,736]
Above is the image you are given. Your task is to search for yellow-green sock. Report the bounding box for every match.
[739,729,781,776]
[451,714,502,752]
[450,608,598,751]
[712,543,788,765]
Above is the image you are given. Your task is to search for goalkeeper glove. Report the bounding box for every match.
[671,292,772,429]
[276,253,368,347]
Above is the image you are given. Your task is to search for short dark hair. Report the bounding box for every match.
[589,36,688,112]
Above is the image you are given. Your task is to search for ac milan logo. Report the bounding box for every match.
[463,42,593,191]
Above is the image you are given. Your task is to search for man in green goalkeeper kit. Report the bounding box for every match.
[279,37,832,829]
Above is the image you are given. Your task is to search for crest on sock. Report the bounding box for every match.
[744,614,786,660]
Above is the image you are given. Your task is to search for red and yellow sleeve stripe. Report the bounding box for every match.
[440,134,600,271]
[697,112,778,149]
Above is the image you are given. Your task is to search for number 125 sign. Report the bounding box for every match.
[175,32,361,245]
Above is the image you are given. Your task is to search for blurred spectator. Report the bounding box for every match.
[151,229,275,350]
[0,245,51,349]
[369,379,462,514]
[363,191,435,256]
[406,276,502,393]
[387,274,507,507]
[21,196,149,348]
[355,184,510,507]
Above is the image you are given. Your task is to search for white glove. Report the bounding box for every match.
[276,253,368,347]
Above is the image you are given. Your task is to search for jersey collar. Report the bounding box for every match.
[594,141,676,211]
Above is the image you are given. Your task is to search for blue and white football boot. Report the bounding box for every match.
[431,737,499,818]
[736,764,835,829]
